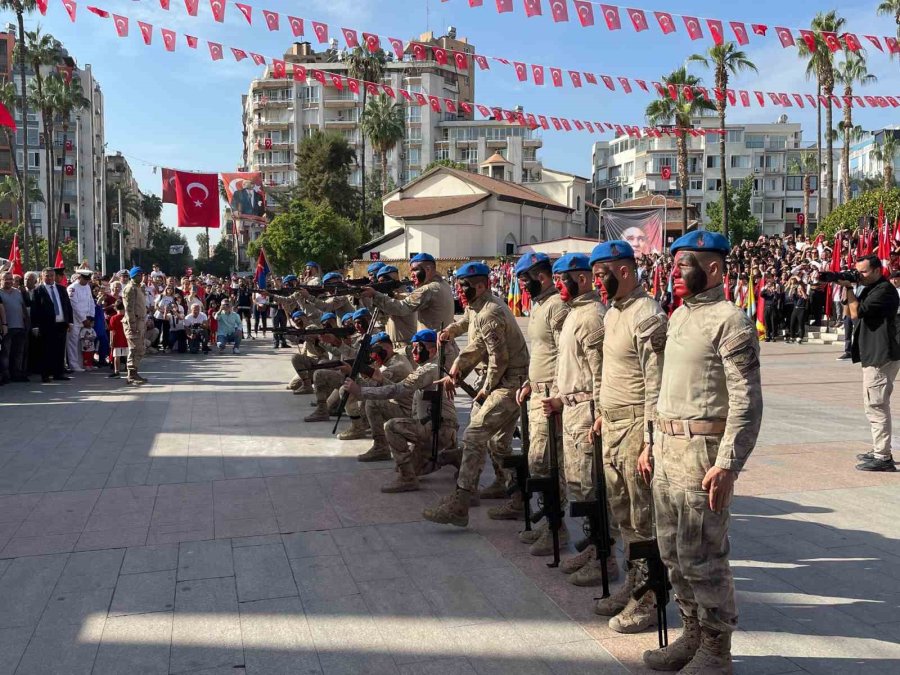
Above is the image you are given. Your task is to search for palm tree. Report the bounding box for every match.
[871,134,898,190]
[0,0,39,266]
[0,174,43,241]
[345,47,386,229]
[834,52,876,205]
[360,94,406,194]
[51,74,89,251]
[797,11,846,218]
[645,67,716,234]
[788,151,819,237]
[877,0,900,51]
[688,43,757,240]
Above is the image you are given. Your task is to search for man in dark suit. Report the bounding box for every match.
[31,267,73,382]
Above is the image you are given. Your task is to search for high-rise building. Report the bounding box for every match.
[848,126,900,194]
[591,115,824,236]
[106,152,149,269]
[240,29,543,197]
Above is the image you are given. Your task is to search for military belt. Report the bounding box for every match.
[658,419,727,437]
[532,380,554,391]
[561,392,593,406]
[601,404,644,423]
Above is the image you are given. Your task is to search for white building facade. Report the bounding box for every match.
[849,126,900,192]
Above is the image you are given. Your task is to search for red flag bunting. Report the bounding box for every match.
[433,47,448,65]
[231,48,247,62]
[865,35,883,51]
[383,85,395,98]
[312,21,328,43]
[138,21,152,45]
[341,27,359,48]
[429,96,442,112]
[262,10,278,31]
[250,53,265,65]
[730,21,749,45]
[496,0,513,13]
[683,16,703,40]
[600,4,620,30]
[550,0,568,22]
[550,67,562,86]
[210,0,225,22]
[184,0,198,16]
[363,33,380,52]
[87,7,109,18]
[569,70,582,87]
[186,34,197,48]
[235,2,251,24]
[113,14,128,37]
[388,38,404,59]
[584,72,597,85]
[798,30,816,50]
[618,77,631,93]
[843,33,861,51]
[454,51,468,70]
[288,16,303,36]
[524,0,542,18]
[532,64,544,85]
[62,0,77,21]
[272,59,285,79]
[752,24,767,36]
[626,7,648,31]
[514,62,528,81]
[573,0,593,26]
[161,28,175,51]
[654,11,676,34]
[474,54,489,69]
[707,19,724,45]
[293,65,306,81]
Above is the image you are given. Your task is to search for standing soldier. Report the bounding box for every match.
[540,253,612,586]
[591,241,666,633]
[422,262,529,527]
[122,266,147,385]
[643,231,762,673]
[374,266,417,358]
[303,261,322,286]
[507,253,570,547]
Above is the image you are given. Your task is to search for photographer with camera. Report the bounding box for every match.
[830,255,900,472]
[183,303,210,354]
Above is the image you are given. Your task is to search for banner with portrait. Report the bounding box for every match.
[221,172,267,224]
[601,208,664,256]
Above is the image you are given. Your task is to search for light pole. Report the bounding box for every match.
[597,198,614,242]
[650,194,667,242]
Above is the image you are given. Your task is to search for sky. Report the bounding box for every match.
[13,0,900,255]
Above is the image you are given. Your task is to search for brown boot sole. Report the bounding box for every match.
[381,483,419,493]
[422,509,468,527]
[357,452,392,462]
[304,414,330,422]
[487,508,524,521]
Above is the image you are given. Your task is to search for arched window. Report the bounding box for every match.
[576,195,582,212]
[504,233,517,256]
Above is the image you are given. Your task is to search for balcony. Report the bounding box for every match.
[254,97,292,110]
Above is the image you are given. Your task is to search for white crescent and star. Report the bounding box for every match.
[266,15,277,29]
[605,9,617,26]
[211,1,223,17]
[551,1,565,18]
[186,182,209,207]
[115,18,126,33]
[687,20,698,34]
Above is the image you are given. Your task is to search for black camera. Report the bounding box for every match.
[819,270,860,284]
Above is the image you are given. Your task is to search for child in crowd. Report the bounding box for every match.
[79,316,98,370]
[107,301,128,378]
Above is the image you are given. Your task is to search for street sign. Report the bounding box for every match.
[169,245,184,254]
[661,166,672,180]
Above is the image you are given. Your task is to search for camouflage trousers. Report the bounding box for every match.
[365,398,411,446]
[653,431,737,634]
[314,369,362,416]
[562,399,594,503]
[456,378,523,493]
[385,417,458,473]
[526,391,567,507]
[126,329,145,373]
[289,353,316,389]
[601,406,653,546]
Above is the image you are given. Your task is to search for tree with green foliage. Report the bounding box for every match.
[360,93,405,194]
[788,151,819,237]
[877,0,900,44]
[363,168,394,238]
[818,188,900,238]
[128,226,192,275]
[704,176,759,245]
[0,174,43,264]
[141,193,163,243]
[423,159,467,173]
[870,134,898,191]
[247,198,359,273]
[292,131,358,219]
[835,52,876,205]
[198,237,235,278]
[688,42,757,240]
[645,66,715,234]
[51,73,90,250]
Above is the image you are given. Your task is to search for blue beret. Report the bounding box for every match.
[340,312,355,324]
[367,262,385,274]
[320,312,337,323]
[411,329,438,344]
[282,274,297,283]
[129,266,143,278]
[352,308,370,320]
[589,240,634,266]
[369,331,392,346]
[551,253,591,274]
[670,231,731,255]
[456,262,491,278]
[305,261,320,268]
[290,310,305,319]
[514,252,550,276]
[322,272,343,284]
[410,253,435,264]
[376,265,398,278]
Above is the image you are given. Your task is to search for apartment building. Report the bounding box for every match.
[106,152,149,267]
[240,28,542,197]
[849,126,900,192]
[591,115,823,236]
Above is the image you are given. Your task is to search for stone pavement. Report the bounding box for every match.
[0,336,898,674]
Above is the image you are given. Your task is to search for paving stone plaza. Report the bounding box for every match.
[0,335,898,675]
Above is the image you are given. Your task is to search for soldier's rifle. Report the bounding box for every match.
[295,359,375,378]
[272,326,355,339]
[526,385,564,568]
[332,308,381,434]
[428,322,445,463]
[628,421,670,648]
[502,395,533,532]
[568,401,612,598]
[259,279,405,298]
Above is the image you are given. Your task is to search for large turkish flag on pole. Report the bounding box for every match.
[174,171,220,228]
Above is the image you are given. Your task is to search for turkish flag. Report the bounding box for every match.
[263,10,278,31]
[444,98,456,113]
[36,0,47,15]
[755,91,765,106]
[235,2,252,24]
[569,70,582,87]
[843,33,861,51]
[683,16,703,40]
[429,96,441,112]
[161,28,176,52]
[730,21,749,45]
[184,0,198,16]
[250,53,265,66]
[739,90,750,106]
[474,54,489,69]
[54,249,67,285]
[550,0,568,22]
[798,30,816,51]
[160,0,169,8]
[208,42,223,60]
[311,70,326,85]
[682,86,693,101]
[538,115,549,129]
[272,59,286,79]
[231,48,247,62]
[362,33,380,52]
[476,104,491,117]
[617,77,632,93]
[561,119,571,131]
[175,171,219,229]
[383,85,395,98]
[600,5,620,30]
[186,35,198,48]
[707,19,724,45]
[524,0,542,18]
[64,164,74,176]
[312,22,328,43]
[138,21,152,45]
[293,65,307,81]
[635,79,648,92]
[864,35,883,51]
[887,37,900,54]
[550,67,562,86]
[585,122,594,133]
[412,43,426,60]
[388,38,404,59]
[584,72,597,85]
[162,168,177,204]
[347,79,360,94]
[365,82,378,95]
[514,62,528,81]
[495,0,513,12]
[626,8,648,32]
[822,32,841,52]
[288,16,304,37]
[433,47,448,65]
[210,0,225,23]
[62,0,76,21]
[572,0,593,26]
[806,94,817,106]
[113,15,128,37]
[531,64,544,84]
[7,233,22,277]
[454,51,468,70]
[601,75,614,90]
[654,11,676,34]
[573,120,583,130]
[341,28,359,48]
[793,94,805,108]
[459,101,472,113]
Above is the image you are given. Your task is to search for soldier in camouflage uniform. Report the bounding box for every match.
[506,253,570,550]
[590,241,667,633]
[286,311,328,395]
[643,231,762,674]
[422,262,529,527]
[351,332,414,461]
[375,265,417,358]
[294,272,355,323]
[303,312,357,423]
[123,267,147,385]
[541,253,615,587]
[344,329,457,493]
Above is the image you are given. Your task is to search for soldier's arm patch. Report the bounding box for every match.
[637,314,667,353]
[551,307,568,333]
[586,324,605,349]
[482,320,504,351]
[719,329,759,377]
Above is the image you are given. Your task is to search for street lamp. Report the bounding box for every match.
[650,194,667,242]
[597,198,614,242]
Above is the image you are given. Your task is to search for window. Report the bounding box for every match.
[459,147,478,163]
[764,201,779,215]
[785,205,802,214]
[406,106,421,123]
[408,147,421,166]
[653,156,675,173]
[689,178,703,191]
[686,157,701,173]
[299,86,319,104]
[730,155,750,169]
[576,195,582,212]
[17,151,40,169]
[730,179,744,189]
[434,145,449,161]
[706,178,722,191]
[726,130,743,143]
[706,156,720,169]
[745,135,765,149]
[407,127,422,142]
[786,176,804,191]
